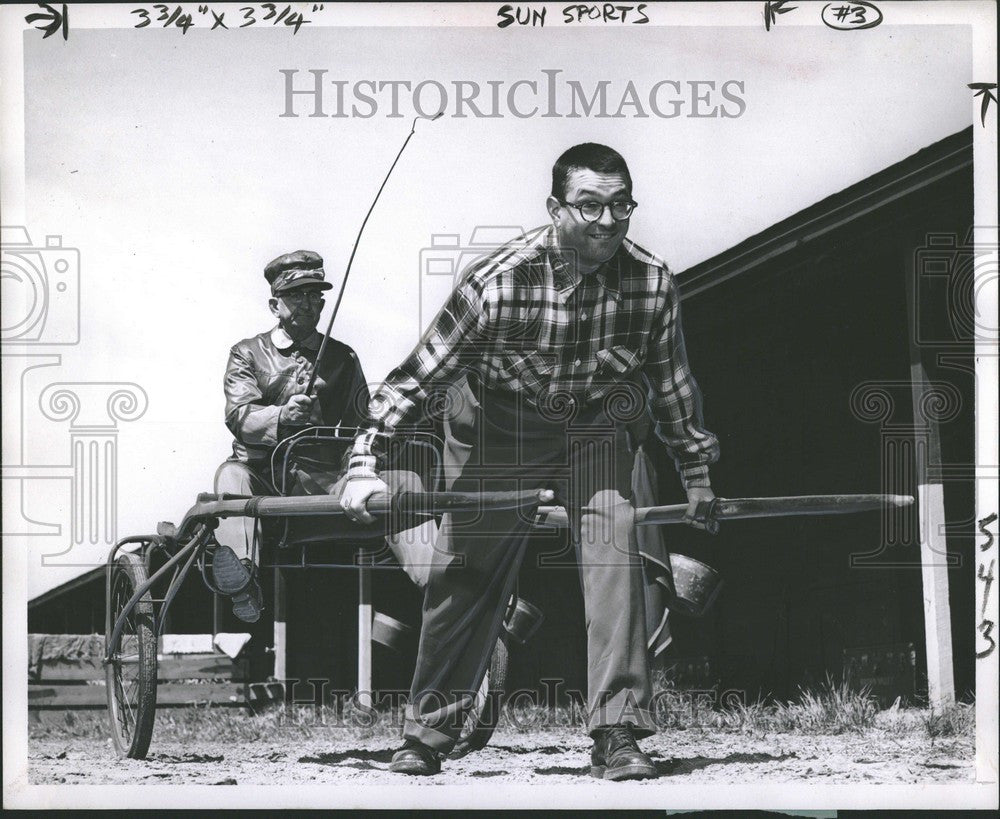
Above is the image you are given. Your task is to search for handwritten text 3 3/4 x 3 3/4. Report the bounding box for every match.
[497,4,651,28]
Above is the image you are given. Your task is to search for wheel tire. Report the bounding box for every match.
[448,635,509,759]
[106,552,158,759]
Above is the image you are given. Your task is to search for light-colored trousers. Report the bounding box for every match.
[402,391,655,752]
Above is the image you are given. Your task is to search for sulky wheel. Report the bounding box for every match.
[105,552,158,759]
[448,635,509,759]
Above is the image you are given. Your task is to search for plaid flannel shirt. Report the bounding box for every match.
[350,226,719,488]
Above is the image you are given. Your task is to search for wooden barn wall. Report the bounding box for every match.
[28,580,105,635]
[671,168,975,702]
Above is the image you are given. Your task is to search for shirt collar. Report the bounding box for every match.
[270,326,323,352]
[545,226,623,302]
[545,227,580,296]
[595,254,623,301]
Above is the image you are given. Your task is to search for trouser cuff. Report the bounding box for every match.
[402,703,465,753]
[402,718,457,754]
[587,698,657,740]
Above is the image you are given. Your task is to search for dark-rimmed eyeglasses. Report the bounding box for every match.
[279,289,325,305]
[559,199,637,222]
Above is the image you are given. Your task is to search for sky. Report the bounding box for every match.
[2,8,978,597]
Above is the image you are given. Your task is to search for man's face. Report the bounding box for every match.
[547,169,632,273]
[269,285,325,339]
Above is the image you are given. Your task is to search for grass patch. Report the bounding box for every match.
[30,678,975,744]
[30,702,407,744]
[922,701,975,738]
[651,671,880,735]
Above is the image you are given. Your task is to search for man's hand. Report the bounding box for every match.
[340,476,389,525]
[683,486,717,531]
[279,394,314,425]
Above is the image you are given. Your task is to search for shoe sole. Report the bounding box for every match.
[212,547,262,623]
[231,588,262,623]
[446,741,474,760]
[590,764,658,781]
[212,546,252,593]
[388,760,440,776]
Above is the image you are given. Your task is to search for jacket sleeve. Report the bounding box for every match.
[348,276,493,477]
[339,349,371,429]
[224,344,281,447]
[642,273,720,489]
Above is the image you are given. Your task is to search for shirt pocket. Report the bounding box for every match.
[501,349,554,395]
[591,346,647,422]
[595,345,642,377]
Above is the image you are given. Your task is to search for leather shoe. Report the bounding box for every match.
[590,724,658,781]
[389,741,441,776]
[211,545,263,624]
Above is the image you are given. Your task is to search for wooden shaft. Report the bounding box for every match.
[637,493,914,524]
[534,494,915,529]
[176,490,911,535]
[182,488,553,526]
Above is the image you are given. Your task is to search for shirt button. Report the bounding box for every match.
[573,358,581,367]
[580,312,587,321]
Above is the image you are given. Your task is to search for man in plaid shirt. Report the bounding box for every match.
[342,143,720,779]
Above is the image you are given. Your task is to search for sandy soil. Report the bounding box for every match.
[29,726,974,786]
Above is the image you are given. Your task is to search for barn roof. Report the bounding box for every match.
[28,564,105,610]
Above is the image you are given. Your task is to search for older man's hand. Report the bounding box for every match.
[683,485,716,531]
[340,476,389,525]
[279,394,314,425]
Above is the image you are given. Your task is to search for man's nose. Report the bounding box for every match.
[597,205,617,228]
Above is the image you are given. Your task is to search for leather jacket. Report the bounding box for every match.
[224,326,369,463]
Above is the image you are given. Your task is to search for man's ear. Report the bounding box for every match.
[546,195,563,225]
[268,297,280,317]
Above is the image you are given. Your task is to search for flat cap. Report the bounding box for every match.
[264,249,334,295]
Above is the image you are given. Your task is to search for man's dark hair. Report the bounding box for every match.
[551,143,632,200]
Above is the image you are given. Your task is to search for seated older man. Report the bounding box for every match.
[213,250,433,622]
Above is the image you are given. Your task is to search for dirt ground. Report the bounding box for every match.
[29,725,974,786]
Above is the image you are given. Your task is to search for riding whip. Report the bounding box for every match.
[306,111,444,395]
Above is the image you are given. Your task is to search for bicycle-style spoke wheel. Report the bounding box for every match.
[106,552,158,759]
[449,635,509,759]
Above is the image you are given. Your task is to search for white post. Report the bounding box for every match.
[273,567,287,682]
[914,479,956,707]
[905,241,955,708]
[357,553,373,710]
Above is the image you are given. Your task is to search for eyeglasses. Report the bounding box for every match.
[280,290,325,305]
[559,199,637,222]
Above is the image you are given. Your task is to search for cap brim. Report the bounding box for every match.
[274,279,334,293]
